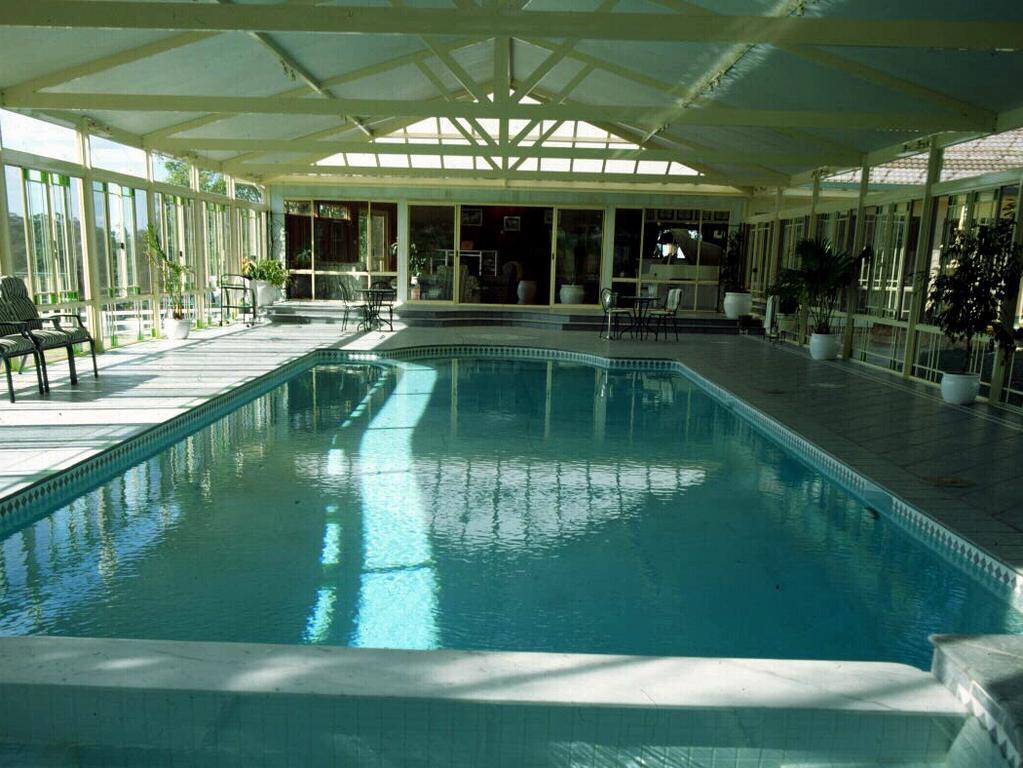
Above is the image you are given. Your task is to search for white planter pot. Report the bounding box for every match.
[517,280,537,305]
[254,280,280,307]
[940,372,981,405]
[164,318,191,340]
[723,291,752,319]
[559,283,585,304]
[809,332,841,360]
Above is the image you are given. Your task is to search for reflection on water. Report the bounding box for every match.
[1,359,1020,667]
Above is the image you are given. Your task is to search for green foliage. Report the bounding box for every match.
[242,258,289,288]
[768,269,804,315]
[161,158,191,188]
[928,220,1023,371]
[405,243,430,278]
[143,224,192,319]
[783,238,857,335]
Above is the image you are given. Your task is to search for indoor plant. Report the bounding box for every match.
[720,230,751,319]
[767,268,803,337]
[927,220,1022,404]
[406,243,429,300]
[143,224,193,340]
[242,258,288,306]
[783,238,856,360]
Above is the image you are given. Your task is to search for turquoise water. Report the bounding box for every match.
[1,359,1020,668]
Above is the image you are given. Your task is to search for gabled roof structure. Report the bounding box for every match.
[1,0,1022,194]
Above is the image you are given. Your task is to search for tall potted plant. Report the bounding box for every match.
[720,230,751,319]
[242,258,288,307]
[927,220,1022,405]
[782,238,856,360]
[143,224,193,340]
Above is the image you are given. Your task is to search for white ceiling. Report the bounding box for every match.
[0,0,1021,192]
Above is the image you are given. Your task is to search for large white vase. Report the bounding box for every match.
[517,280,537,304]
[940,372,980,405]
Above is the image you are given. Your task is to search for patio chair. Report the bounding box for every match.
[648,287,682,341]
[370,279,397,331]
[0,322,46,403]
[218,273,256,326]
[336,278,366,331]
[0,275,98,391]
[599,288,630,340]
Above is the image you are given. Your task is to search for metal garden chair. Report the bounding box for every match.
[0,321,46,402]
[648,287,683,341]
[599,287,630,340]
[0,275,98,392]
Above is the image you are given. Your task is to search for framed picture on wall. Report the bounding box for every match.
[503,216,521,231]
[461,207,482,227]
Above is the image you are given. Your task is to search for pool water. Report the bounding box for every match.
[1,358,1019,668]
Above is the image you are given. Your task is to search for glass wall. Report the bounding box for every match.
[555,209,602,305]
[19,169,86,305]
[409,205,455,301]
[283,199,398,300]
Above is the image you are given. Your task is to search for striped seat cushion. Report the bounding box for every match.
[28,328,74,349]
[0,334,35,357]
[56,325,91,344]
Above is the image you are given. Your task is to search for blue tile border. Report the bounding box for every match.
[1,342,1020,615]
[0,351,320,537]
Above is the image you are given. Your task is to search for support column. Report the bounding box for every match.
[766,187,783,284]
[77,124,105,350]
[901,139,944,378]
[808,171,821,239]
[143,151,162,338]
[842,163,870,359]
[600,205,615,292]
[0,123,13,276]
[191,167,208,326]
[396,200,408,303]
[988,172,1023,403]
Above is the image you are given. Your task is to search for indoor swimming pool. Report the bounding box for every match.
[1,355,1020,669]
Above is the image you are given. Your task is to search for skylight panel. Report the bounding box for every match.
[410,154,442,169]
[637,161,669,175]
[406,117,437,134]
[605,160,637,174]
[572,159,603,173]
[669,162,700,176]
[378,154,410,168]
[443,156,473,169]
[574,122,606,139]
[375,137,406,144]
[540,158,571,172]
[316,153,346,166]
[517,158,539,171]
[346,153,377,167]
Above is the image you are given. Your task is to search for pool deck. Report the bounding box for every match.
[1,319,1021,568]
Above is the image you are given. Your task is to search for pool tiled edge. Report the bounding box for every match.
[0,351,320,536]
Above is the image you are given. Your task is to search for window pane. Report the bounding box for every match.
[152,153,190,187]
[4,165,30,283]
[91,136,147,178]
[409,205,454,301]
[235,182,263,203]
[199,169,226,195]
[0,110,78,163]
[555,209,602,305]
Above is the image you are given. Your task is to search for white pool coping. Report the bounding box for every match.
[0,636,962,713]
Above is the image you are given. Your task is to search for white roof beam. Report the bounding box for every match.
[158,136,857,165]
[7,4,1023,48]
[238,163,780,187]
[4,93,993,131]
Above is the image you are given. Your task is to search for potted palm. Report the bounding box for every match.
[927,220,1022,405]
[242,258,288,307]
[720,230,752,319]
[768,269,803,337]
[783,238,856,360]
[407,244,429,300]
[143,225,193,340]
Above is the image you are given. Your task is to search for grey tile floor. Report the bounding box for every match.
[1,320,1021,571]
